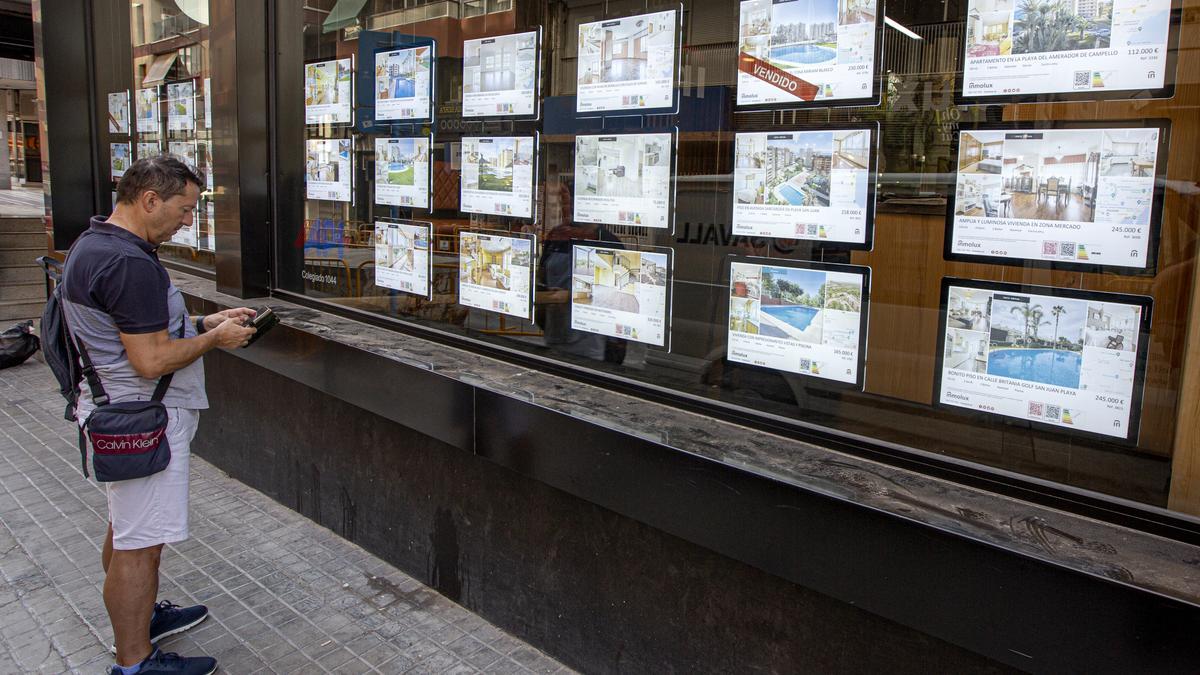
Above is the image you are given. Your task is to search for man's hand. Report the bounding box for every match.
[202,307,256,332]
[209,317,257,350]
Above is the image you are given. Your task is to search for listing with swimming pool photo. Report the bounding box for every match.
[574,132,673,229]
[375,45,433,122]
[458,231,534,320]
[463,31,539,118]
[571,244,671,348]
[305,138,353,203]
[461,135,536,219]
[950,125,1166,270]
[727,259,868,387]
[576,9,678,113]
[938,281,1150,440]
[737,0,879,106]
[374,220,432,297]
[305,57,353,124]
[732,128,873,245]
[374,137,430,208]
[960,0,1174,101]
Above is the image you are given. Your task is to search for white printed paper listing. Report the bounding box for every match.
[733,129,872,244]
[107,92,130,134]
[728,260,867,386]
[110,143,131,180]
[166,81,195,132]
[571,245,669,347]
[951,126,1163,269]
[458,232,534,320]
[135,87,159,134]
[461,136,536,219]
[305,58,353,124]
[737,0,878,106]
[374,221,431,297]
[574,133,672,229]
[961,0,1173,100]
[463,31,538,118]
[375,46,433,122]
[374,137,430,208]
[939,282,1148,440]
[305,139,353,203]
[137,142,160,159]
[576,10,678,113]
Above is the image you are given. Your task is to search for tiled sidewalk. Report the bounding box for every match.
[0,358,571,674]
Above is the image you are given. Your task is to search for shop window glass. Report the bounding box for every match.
[275,0,1198,511]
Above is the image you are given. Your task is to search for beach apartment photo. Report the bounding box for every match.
[966,0,1012,57]
[578,12,674,85]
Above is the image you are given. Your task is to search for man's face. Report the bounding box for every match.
[144,183,201,245]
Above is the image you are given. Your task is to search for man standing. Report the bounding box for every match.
[61,156,257,675]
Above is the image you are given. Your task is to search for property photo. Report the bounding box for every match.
[464,33,536,94]
[944,327,989,373]
[460,233,529,291]
[965,0,1013,57]
[1011,0,1113,54]
[577,135,666,199]
[466,138,517,193]
[377,48,427,101]
[573,248,645,313]
[306,141,346,183]
[306,59,350,106]
[734,132,833,206]
[578,11,674,85]
[947,286,992,333]
[107,92,129,134]
[754,265,829,345]
[833,130,870,170]
[763,0,839,67]
[957,131,1005,174]
[838,0,876,25]
[987,295,1087,389]
[1100,129,1159,177]
[1083,302,1141,352]
[377,139,422,187]
[999,130,1102,222]
[110,143,130,177]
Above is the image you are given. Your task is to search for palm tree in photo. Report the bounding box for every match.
[1030,308,1051,345]
[1010,303,1042,346]
[1051,305,1066,349]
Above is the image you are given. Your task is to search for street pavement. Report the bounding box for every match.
[0,358,571,674]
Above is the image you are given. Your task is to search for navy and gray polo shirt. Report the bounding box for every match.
[61,217,207,411]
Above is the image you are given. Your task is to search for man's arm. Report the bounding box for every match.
[121,317,256,379]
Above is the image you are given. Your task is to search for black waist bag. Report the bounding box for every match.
[73,323,182,482]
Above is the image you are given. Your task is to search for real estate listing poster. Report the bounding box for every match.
[305,57,353,125]
[571,244,672,348]
[166,81,196,132]
[374,220,432,298]
[136,141,160,159]
[375,45,433,122]
[200,201,215,252]
[198,141,213,191]
[204,77,211,130]
[110,143,131,180]
[135,87,160,134]
[576,9,679,114]
[949,122,1168,271]
[463,31,540,118]
[737,0,881,107]
[959,0,1175,102]
[169,212,199,249]
[374,137,430,208]
[574,132,673,229]
[168,141,199,172]
[727,258,869,387]
[305,138,353,202]
[732,127,875,246]
[461,135,537,219]
[936,279,1152,443]
[107,91,130,134]
[458,231,535,319]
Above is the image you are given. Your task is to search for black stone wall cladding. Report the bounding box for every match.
[195,349,1012,674]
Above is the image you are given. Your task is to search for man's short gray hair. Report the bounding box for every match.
[115,155,206,205]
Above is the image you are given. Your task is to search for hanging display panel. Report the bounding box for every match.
[736,0,882,108]
[374,43,434,123]
[461,135,538,219]
[107,91,130,134]
[946,120,1169,273]
[570,243,673,348]
[732,125,877,247]
[458,231,536,320]
[135,86,160,134]
[374,220,433,298]
[166,80,196,132]
[576,9,680,114]
[305,57,354,125]
[374,137,431,209]
[305,138,354,202]
[573,131,675,230]
[935,279,1152,444]
[463,30,541,119]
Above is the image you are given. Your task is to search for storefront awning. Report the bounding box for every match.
[322,0,369,34]
[142,51,179,86]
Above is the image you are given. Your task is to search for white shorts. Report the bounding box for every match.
[100,407,200,550]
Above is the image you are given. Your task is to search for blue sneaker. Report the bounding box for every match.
[108,649,217,675]
[109,601,210,653]
[149,601,209,644]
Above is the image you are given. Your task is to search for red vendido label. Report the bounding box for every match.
[738,53,819,101]
[89,429,165,455]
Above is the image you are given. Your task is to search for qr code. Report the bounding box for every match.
[799,359,811,372]
[1060,242,1077,258]
[1028,401,1045,417]
[1042,241,1059,255]
[1073,70,1091,89]
[1046,405,1061,421]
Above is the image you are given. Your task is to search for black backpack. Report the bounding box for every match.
[37,255,84,422]
[0,320,39,369]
